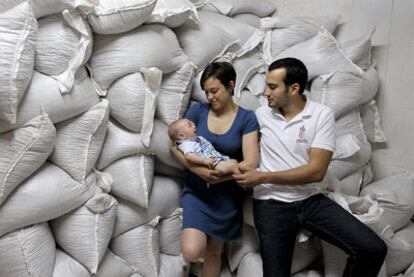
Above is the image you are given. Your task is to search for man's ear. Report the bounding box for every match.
[289,83,300,95]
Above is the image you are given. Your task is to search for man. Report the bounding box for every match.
[234,58,386,277]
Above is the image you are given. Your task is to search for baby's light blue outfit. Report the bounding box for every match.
[176,136,230,167]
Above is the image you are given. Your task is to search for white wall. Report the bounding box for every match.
[269,0,414,179]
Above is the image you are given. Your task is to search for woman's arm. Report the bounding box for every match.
[238,130,260,172]
[170,145,229,184]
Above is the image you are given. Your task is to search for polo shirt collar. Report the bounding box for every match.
[270,98,314,123]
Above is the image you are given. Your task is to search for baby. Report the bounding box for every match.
[168,118,239,175]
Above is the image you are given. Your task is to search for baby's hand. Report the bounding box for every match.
[203,158,214,169]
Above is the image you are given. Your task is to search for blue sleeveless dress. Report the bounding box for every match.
[181,103,259,240]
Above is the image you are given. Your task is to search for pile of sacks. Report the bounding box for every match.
[0,0,413,276]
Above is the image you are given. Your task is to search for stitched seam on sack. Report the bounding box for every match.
[93,213,99,274]
[356,107,369,144]
[0,115,47,198]
[91,0,156,16]
[325,29,364,76]
[18,230,33,277]
[235,30,264,58]
[149,6,195,21]
[55,11,91,94]
[9,11,33,121]
[84,105,107,181]
[141,155,148,208]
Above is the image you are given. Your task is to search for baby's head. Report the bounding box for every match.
[168,118,197,141]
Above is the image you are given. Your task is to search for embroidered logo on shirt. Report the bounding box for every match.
[296,125,308,144]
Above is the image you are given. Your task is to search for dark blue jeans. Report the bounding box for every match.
[253,194,387,277]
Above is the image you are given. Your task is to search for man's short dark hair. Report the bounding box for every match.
[268,58,308,94]
[200,61,236,91]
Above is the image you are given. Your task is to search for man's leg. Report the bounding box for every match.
[302,194,387,277]
[253,199,300,277]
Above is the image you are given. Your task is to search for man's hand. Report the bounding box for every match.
[237,161,255,173]
[233,169,263,189]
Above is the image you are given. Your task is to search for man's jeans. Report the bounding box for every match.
[253,194,387,277]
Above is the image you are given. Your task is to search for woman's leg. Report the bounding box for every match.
[181,228,207,262]
[202,237,224,277]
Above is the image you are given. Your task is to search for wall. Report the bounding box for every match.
[269,0,414,179]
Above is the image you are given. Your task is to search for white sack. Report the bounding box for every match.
[335,108,367,142]
[53,249,90,277]
[110,218,160,277]
[0,223,55,277]
[87,0,156,35]
[243,194,254,227]
[237,252,262,277]
[291,235,322,274]
[359,100,387,143]
[97,120,143,170]
[174,11,240,70]
[89,24,189,93]
[339,168,364,196]
[232,13,261,28]
[330,109,372,179]
[341,28,375,71]
[147,0,198,28]
[107,68,161,147]
[97,119,183,170]
[113,175,182,237]
[96,250,142,277]
[330,139,372,180]
[0,1,37,124]
[0,162,97,237]
[382,223,414,276]
[246,72,266,96]
[226,224,259,271]
[234,90,262,111]
[104,154,154,208]
[262,15,340,62]
[0,113,56,205]
[202,0,275,17]
[51,193,118,273]
[49,100,109,182]
[0,69,100,134]
[339,163,374,196]
[360,175,414,232]
[0,0,95,19]
[36,11,92,94]
[159,254,190,277]
[154,157,186,178]
[156,62,196,125]
[275,30,363,81]
[192,11,265,58]
[309,64,379,118]
[159,208,183,256]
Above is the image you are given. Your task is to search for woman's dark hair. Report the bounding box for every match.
[268,57,308,94]
[200,62,236,91]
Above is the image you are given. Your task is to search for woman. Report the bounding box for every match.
[171,62,260,276]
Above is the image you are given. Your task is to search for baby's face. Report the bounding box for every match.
[178,119,197,139]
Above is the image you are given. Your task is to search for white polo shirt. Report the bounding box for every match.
[253,100,336,202]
